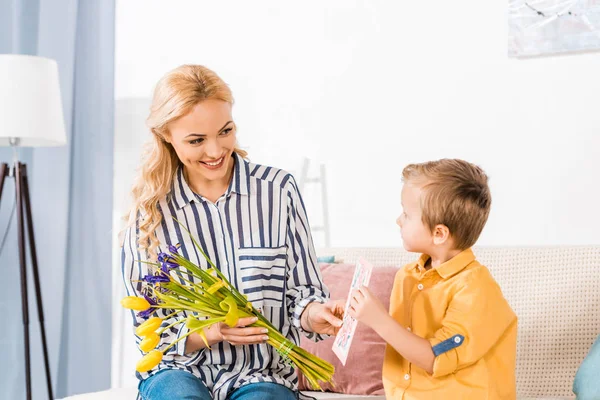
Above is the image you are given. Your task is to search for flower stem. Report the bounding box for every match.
[161,317,225,354]
[157,318,186,336]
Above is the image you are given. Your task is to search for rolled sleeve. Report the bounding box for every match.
[427,270,516,378]
[292,295,327,340]
[121,224,199,366]
[428,335,462,377]
[283,175,330,341]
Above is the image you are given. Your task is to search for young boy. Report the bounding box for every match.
[349,159,517,399]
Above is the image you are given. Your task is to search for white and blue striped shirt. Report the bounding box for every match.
[122,153,329,399]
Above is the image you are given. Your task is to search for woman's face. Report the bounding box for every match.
[167,99,237,187]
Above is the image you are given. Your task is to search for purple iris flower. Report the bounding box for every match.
[168,244,180,254]
[161,260,179,274]
[137,294,157,319]
[143,274,170,284]
[157,252,169,263]
[137,308,153,319]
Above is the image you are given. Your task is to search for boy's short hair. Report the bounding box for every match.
[402,159,491,250]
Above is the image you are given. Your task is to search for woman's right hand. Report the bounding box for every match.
[214,316,270,346]
[186,316,269,353]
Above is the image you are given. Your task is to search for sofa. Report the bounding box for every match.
[61,245,600,400]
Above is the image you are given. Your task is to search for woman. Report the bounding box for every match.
[122,64,343,400]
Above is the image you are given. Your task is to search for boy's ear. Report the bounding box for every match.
[432,224,451,245]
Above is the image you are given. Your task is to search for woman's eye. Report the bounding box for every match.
[189,138,204,145]
[220,128,233,136]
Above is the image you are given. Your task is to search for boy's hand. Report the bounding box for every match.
[348,286,388,329]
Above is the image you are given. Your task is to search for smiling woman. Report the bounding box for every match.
[121,64,344,400]
[166,100,239,203]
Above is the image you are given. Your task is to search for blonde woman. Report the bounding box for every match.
[121,65,343,400]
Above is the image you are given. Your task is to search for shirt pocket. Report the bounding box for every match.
[237,246,287,309]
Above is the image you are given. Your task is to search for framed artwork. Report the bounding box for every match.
[508,0,600,57]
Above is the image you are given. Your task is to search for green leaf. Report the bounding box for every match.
[185,315,222,330]
[207,280,226,294]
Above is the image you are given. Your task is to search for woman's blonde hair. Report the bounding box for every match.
[125,64,247,259]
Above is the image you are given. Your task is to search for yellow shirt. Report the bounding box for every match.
[383,248,517,400]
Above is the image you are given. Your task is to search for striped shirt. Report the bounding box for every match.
[122,153,329,400]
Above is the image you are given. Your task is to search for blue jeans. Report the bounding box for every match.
[138,369,298,400]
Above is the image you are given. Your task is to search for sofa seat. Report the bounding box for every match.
[57,387,575,400]
[97,245,598,400]
[58,387,385,400]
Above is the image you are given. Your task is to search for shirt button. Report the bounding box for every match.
[417,283,424,291]
[406,327,412,332]
[404,374,410,380]
[454,336,462,343]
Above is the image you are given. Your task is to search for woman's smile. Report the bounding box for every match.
[199,156,225,170]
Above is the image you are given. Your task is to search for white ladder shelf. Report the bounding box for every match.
[298,158,330,248]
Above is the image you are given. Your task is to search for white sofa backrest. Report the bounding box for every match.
[317,246,600,399]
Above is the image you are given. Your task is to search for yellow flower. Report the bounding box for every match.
[207,280,225,294]
[198,329,210,349]
[121,296,151,311]
[136,350,163,373]
[136,317,162,337]
[220,296,239,327]
[139,333,160,352]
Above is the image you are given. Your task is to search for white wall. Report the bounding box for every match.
[113,0,600,388]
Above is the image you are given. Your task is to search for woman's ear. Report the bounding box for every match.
[153,129,170,144]
[432,224,451,246]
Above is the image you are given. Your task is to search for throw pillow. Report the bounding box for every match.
[298,262,399,395]
[573,333,600,399]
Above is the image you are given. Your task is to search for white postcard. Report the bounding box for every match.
[332,257,373,365]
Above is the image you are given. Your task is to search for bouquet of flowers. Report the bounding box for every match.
[121,221,335,390]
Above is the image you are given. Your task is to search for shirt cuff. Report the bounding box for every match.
[173,325,205,366]
[292,295,328,341]
[169,325,188,357]
[428,335,463,377]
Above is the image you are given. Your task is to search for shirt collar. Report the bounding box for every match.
[171,152,250,210]
[228,152,251,197]
[407,248,476,279]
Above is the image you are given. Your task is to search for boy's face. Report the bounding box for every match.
[396,182,434,253]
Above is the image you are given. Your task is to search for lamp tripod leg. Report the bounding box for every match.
[21,164,54,399]
[0,163,8,203]
[15,162,32,400]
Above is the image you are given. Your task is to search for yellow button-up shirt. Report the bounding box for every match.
[383,248,517,399]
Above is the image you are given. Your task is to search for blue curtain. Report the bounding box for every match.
[0,0,115,398]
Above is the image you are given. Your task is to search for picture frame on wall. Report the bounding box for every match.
[508,0,600,57]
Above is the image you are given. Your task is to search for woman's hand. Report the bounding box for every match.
[348,286,388,330]
[186,316,268,353]
[185,317,269,354]
[216,316,270,346]
[302,300,345,336]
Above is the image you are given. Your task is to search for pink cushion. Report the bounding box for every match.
[297,262,399,395]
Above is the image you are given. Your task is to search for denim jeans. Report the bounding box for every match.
[138,369,298,400]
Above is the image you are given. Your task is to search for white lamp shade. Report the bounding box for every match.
[0,54,67,147]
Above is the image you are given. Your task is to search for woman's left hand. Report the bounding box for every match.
[302,300,345,335]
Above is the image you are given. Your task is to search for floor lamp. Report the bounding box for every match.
[0,54,67,400]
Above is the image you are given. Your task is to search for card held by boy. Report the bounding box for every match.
[332,257,374,365]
